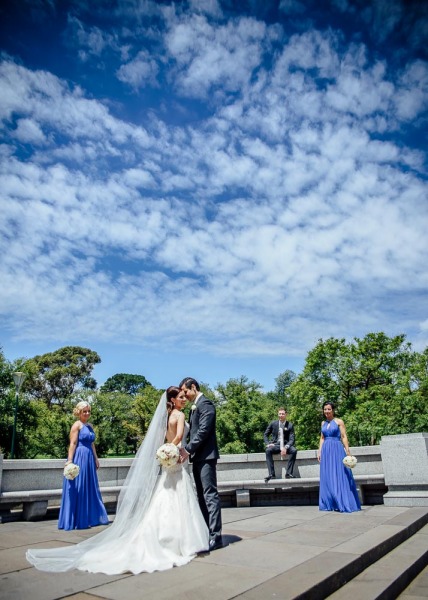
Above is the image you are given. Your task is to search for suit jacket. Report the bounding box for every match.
[185,394,220,462]
[263,420,295,448]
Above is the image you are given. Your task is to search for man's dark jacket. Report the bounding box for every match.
[263,420,295,448]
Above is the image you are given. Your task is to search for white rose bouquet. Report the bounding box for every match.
[343,455,358,469]
[64,462,80,480]
[156,443,179,469]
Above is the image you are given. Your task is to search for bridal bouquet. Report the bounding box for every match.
[64,462,80,480]
[343,455,358,469]
[156,443,179,468]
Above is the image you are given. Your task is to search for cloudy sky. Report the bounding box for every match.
[0,0,427,391]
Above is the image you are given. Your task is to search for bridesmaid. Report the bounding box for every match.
[58,401,109,530]
[317,401,361,513]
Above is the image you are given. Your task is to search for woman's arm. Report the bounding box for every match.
[317,429,324,462]
[91,443,100,469]
[89,424,100,469]
[337,418,351,455]
[65,422,80,464]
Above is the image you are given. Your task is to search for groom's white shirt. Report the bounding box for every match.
[194,392,203,405]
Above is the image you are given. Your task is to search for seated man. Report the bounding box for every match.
[264,407,297,481]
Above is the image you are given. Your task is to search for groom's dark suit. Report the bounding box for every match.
[264,419,297,478]
[185,394,222,546]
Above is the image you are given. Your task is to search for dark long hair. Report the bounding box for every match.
[322,401,335,415]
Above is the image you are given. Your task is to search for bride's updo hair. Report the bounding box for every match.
[166,386,180,405]
[166,386,180,418]
[73,401,90,418]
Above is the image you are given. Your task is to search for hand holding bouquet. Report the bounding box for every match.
[64,462,80,480]
[343,455,357,469]
[156,443,179,468]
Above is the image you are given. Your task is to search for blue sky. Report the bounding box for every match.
[0,0,427,392]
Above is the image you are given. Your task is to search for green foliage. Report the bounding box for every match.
[90,390,136,455]
[1,334,427,458]
[288,333,428,449]
[128,385,163,448]
[0,347,37,457]
[100,373,151,395]
[286,378,323,450]
[27,401,73,458]
[215,376,276,453]
[24,346,101,407]
[273,369,297,399]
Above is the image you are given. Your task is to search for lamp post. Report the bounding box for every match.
[11,372,26,459]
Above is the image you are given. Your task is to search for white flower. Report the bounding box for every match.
[156,443,179,469]
[191,404,197,411]
[343,455,358,469]
[64,463,80,480]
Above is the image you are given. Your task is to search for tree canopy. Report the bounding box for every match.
[24,346,101,407]
[0,333,427,458]
[287,333,427,448]
[100,373,151,395]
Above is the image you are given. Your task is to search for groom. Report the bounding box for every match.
[179,377,223,551]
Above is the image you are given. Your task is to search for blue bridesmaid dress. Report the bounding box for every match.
[319,420,361,513]
[58,424,109,530]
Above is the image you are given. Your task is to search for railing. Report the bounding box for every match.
[0,445,385,519]
[2,433,427,520]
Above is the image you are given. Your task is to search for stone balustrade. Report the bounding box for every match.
[0,433,426,521]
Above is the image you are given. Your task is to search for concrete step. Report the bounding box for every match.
[326,523,428,600]
[233,507,428,600]
[397,563,428,599]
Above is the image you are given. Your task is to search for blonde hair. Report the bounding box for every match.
[73,401,91,418]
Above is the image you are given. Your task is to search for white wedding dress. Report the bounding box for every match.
[27,398,209,575]
[87,425,209,574]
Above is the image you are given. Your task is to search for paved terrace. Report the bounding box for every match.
[1,505,427,600]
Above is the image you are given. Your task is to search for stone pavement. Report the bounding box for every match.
[1,505,427,600]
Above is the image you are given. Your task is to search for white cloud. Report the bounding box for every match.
[189,0,223,18]
[13,118,47,144]
[0,8,427,365]
[116,50,159,89]
[165,14,267,98]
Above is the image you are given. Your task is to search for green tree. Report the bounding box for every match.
[100,373,151,395]
[0,348,37,458]
[288,333,428,449]
[91,390,136,456]
[25,346,101,407]
[215,376,275,453]
[265,369,297,412]
[129,385,163,448]
[27,400,73,458]
[287,378,324,450]
[273,370,297,398]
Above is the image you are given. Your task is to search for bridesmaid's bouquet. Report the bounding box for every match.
[63,463,80,480]
[343,455,358,469]
[156,443,179,468]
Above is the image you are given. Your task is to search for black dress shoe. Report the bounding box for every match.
[264,475,276,483]
[285,474,295,479]
[209,537,223,551]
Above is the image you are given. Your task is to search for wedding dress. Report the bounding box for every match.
[26,394,209,574]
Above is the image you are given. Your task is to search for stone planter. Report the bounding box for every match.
[381,432,428,507]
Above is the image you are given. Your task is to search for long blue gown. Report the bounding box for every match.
[319,419,361,513]
[58,424,109,530]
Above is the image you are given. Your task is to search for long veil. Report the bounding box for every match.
[26,392,168,573]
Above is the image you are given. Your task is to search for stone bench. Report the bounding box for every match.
[217,474,386,507]
[0,474,385,518]
[0,443,389,520]
[0,486,123,521]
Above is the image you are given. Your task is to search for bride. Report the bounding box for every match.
[26,387,209,574]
